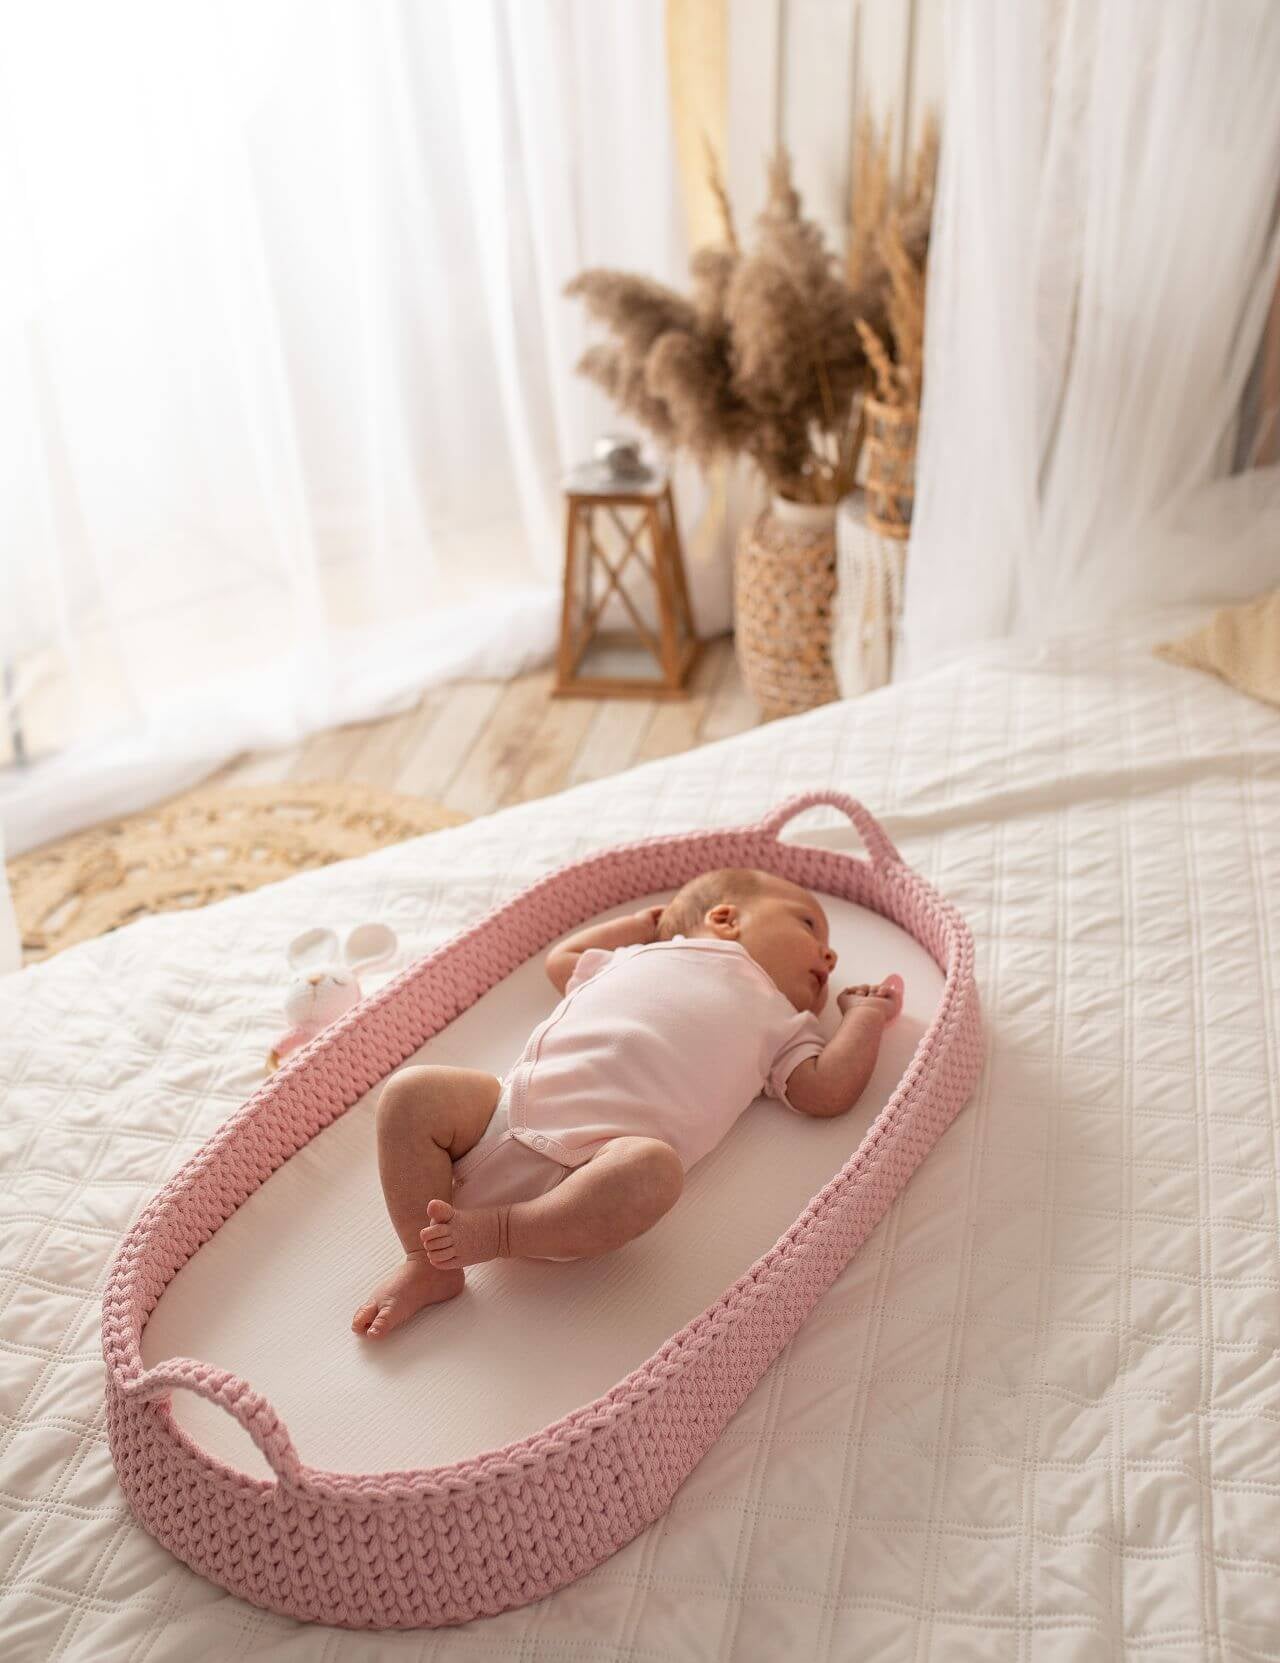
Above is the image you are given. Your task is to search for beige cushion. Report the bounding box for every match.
[1154,587,1280,708]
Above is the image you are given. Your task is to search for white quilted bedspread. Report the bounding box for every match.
[3,610,1279,1661]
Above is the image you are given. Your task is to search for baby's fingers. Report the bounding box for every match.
[876,974,905,1021]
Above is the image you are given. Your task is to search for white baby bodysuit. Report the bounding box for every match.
[502,935,827,1173]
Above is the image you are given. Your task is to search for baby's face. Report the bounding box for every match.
[724,876,837,1014]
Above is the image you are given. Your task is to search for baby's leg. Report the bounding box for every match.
[419,1135,684,1268]
[352,1065,500,1339]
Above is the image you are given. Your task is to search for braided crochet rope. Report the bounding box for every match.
[102,791,984,1630]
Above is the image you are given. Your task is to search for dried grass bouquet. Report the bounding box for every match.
[850,112,937,411]
[565,135,934,507]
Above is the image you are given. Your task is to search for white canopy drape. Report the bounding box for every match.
[898,0,1280,680]
[0,0,691,860]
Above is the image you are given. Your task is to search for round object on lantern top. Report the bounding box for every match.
[564,434,666,495]
[594,434,647,473]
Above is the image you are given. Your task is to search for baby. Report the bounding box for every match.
[352,867,903,1339]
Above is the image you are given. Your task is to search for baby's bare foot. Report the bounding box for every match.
[419,1197,508,1268]
[837,973,905,1022]
[351,1250,464,1340]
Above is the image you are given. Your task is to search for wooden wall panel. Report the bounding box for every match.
[907,0,946,152]
[727,0,945,253]
[856,0,914,183]
[726,0,784,229]
[780,0,859,248]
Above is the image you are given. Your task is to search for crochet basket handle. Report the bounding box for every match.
[759,791,903,871]
[122,1360,302,1487]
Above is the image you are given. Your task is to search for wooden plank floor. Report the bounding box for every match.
[212,634,762,813]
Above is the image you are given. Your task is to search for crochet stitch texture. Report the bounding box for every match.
[102,792,984,1629]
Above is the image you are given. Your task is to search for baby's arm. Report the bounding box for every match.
[785,976,904,1118]
[545,906,665,996]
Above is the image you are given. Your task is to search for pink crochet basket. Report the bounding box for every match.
[102,791,983,1630]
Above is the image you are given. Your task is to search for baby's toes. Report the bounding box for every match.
[366,1301,395,1338]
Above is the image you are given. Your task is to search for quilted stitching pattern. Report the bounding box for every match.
[2,624,1278,1658]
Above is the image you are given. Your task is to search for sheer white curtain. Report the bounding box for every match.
[898,0,1280,680]
[0,0,687,858]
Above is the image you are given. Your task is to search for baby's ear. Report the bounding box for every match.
[704,902,739,938]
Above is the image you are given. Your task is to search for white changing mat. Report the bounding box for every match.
[3,607,1279,1660]
[139,893,944,1479]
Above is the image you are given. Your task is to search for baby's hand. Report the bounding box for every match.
[837,974,904,1023]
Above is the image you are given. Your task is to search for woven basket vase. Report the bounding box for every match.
[734,499,839,721]
[102,791,984,1630]
[862,397,918,540]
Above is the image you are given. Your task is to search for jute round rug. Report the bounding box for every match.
[8,782,467,965]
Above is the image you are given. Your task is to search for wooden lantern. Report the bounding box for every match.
[555,463,700,700]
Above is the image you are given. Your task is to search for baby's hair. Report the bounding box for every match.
[657,868,766,940]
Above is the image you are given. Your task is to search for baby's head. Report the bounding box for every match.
[658,867,837,1013]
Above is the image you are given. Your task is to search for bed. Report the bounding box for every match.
[3,606,1278,1660]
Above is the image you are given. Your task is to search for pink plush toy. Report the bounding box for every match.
[267,922,398,1070]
